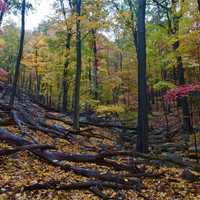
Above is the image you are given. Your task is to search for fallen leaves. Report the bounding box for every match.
[0,122,199,199]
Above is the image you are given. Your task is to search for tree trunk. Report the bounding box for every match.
[91,28,98,99]
[73,0,82,130]
[136,0,149,153]
[171,0,193,135]
[62,32,72,113]
[35,68,41,100]
[0,11,4,27]
[127,0,138,53]
[9,0,26,106]
[34,48,41,100]
[59,0,72,113]
[177,55,193,134]
[198,0,200,12]
[0,0,8,27]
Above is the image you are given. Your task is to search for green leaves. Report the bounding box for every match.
[153,81,176,91]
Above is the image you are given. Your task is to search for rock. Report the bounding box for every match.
[181,169,199,181]
[189,146,200,153]
[79,116,88,123]
[130,178,144,190]
[115,191,126,200]
[153,143,186,152]
[53,124,65,131]
[163,153,183,162]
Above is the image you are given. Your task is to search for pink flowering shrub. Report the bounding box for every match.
[0,0,8,12]
[164,83,200,102]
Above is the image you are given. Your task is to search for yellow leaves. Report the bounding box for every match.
[96,104,125,116]
[36,37,48,48]
[0,38,5,49]
[119,11,130,19]
[103,76,122,91]
[86,21,100,30]
[77,15,86,21]
[153,81,176,91]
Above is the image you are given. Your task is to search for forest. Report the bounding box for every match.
[0,0,199,199]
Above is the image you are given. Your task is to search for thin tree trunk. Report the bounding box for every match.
[28,74,32,96]
[35,68,41,100]
[73,0,82,130]
[127,0,138,52]
[62,32,72,113]
[170,0,193,135]
[136,0,149,153]
[0,11,4,27]
[198,0,200,12]
[34,48,41,100]
[0,0,8,27]
[59,0,72,113]
[9,0,26,106]
[91,28,98,99]
[177,55,193,134]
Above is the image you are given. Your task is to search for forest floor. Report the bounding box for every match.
[0,85,199,199]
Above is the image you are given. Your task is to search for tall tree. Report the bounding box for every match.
[9,0,26,106]
[171,0,193,135]
[59,0,73,113]
[73,0,82,129]
[151,0,193,135]
[91,28,98,100]
[136,0,149,153]
[0,0,8,26]
[198,0,200,12]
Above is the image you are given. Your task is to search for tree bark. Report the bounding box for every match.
[171,0,193,135]
[73,0,82,130]
[177,55,193,134]
[136,0,149,153]
[0,11,4,27]
[9,0,26,106]
[198,0,200,12]
[91,28,98,99]
[34,48,41,100]
[59,0,72,113]
[127,0,138,53]
[62,32,72,113]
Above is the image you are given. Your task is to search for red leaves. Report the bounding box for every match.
[164,83,200,102]
[0,68,9,81]
[0,0,8,12]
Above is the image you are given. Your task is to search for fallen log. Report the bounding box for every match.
[22,180,136,191]
[39,120,112,141]
[0,144,55,157]
[13,108,88,142]
[27,123,70,140]
[0,128,65,161]
[85,150,200,172]
[135,152,200,172]
[0,128,142,188]
[26,181,113,200]
[46,112,137,131]
[51,151,137,172]
[12,109,73,141]
[0,128,129,171]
